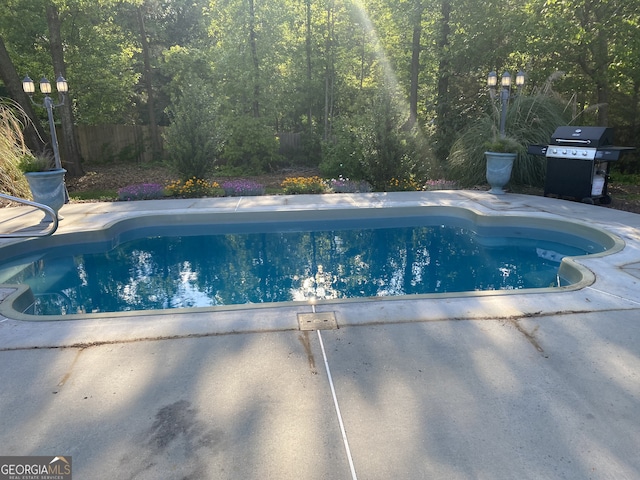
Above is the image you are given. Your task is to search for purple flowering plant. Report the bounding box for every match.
[117,183,165,201]
[328,177,372,193]
[424,179,459,191]
[221,179,265,197]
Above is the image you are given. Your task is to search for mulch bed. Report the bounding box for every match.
[63,162,640,214]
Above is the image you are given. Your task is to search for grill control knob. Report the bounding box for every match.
[572,150,577,155]
[582,151,588,156]
[562,149,567,154]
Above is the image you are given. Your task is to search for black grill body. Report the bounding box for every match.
[543,156,610,203]
[528,126,634,204]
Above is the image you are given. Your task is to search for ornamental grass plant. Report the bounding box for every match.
[0,100,32,199]
[448,77,571,188]
[17,153,54,173]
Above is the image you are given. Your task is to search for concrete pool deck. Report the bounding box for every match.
[0,191,639,479]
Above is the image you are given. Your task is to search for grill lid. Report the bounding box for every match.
[551,126,614,148]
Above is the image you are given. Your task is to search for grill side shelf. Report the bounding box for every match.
[594,146,636,161]
[527,144,547,156]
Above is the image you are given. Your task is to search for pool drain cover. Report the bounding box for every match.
[298,312,338,330]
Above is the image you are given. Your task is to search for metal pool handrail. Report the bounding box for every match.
[0,192,58,237]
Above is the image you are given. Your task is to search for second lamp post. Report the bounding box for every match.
[487,70,525,137]
[22,75,68,171]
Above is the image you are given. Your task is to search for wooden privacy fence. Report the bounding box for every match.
[75,125,165,164]
[73,126,305,164]
[276,132,302,152]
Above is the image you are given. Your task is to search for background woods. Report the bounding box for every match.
[1,0,639,184]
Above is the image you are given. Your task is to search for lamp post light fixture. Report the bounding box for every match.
[22,75,68,171]
[487,70,526,137]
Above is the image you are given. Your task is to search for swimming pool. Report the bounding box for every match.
[0,206,621,320]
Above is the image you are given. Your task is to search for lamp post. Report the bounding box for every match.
[487,70,525,137]
[22,75,68,170]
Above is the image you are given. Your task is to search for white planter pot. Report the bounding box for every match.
[485,152,516,195]
[25,169,67,222]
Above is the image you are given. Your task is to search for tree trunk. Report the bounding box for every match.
[137,5,163,160]
[632,81,640,148]
[46,3,84,176]
[323,1,335,140]
[305,0,313,132]
[360,27,366,90]
[576,2,610,126]
[0,35,50,156]
[434,0,451,161]
[594,29,609,126]
[596,81,609,126]
[248,0,260,118]
[406,0,424,129]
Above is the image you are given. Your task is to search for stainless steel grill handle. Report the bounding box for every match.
[554,138,592,145]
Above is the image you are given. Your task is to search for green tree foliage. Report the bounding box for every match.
[1,0,639,179]
[0,0,140,125]
[524,0,639,126]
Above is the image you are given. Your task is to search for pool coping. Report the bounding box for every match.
[0,190,639,349]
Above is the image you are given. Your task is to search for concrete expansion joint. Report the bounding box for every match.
[0,327,298,352]
[588,284,640,306]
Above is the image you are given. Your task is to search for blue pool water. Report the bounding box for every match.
[0,213,606,316]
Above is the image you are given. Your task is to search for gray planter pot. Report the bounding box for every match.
[485,152,516,195]
[25,169,67,222]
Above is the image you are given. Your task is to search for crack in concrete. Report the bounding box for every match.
[508,318,547,357]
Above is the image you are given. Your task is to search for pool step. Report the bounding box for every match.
[298,312,338,330]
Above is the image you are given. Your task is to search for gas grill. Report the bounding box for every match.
[528,126,635,204]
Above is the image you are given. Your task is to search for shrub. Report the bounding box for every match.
[165,178,222,198]
[117,183,165,201]
[281,176,326,194]
[220,179,265,196]
[219,116,283,173]
[320,90,433,190]
[361,89,432,190]
[164,92,221,180]
[361,95,407,189]
[319,125,367,180]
